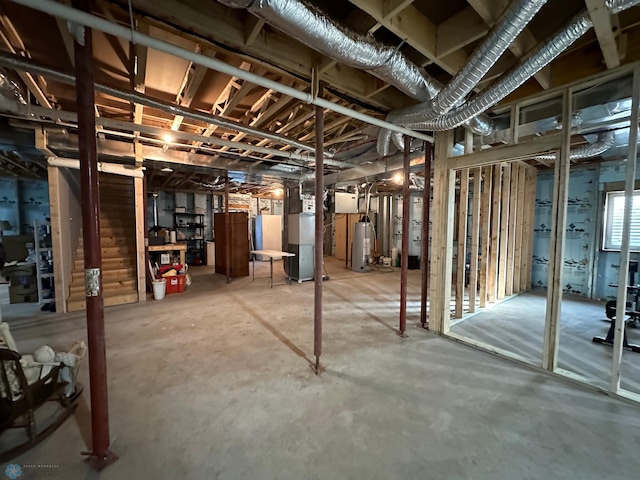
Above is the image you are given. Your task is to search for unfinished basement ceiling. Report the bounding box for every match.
[0,0,639,187]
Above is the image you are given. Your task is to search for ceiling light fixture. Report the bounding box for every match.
[160,167,173,173]
[162,134,174,143]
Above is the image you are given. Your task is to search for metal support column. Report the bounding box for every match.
[399,135,411,336]
[72,0,117,469]
[420,143,432,328]
[225,175,231,284]
[314,85,324,374]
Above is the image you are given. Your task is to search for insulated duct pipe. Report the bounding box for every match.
[607,0,640,14]
[533,130,616,162]
[0,68,26,105]
[216,0,490,141]
[379,0,640,154]
[6,0,433,144]
[47,156,145,177]
[0,51,323,156]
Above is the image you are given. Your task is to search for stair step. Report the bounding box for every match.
[74,257,136,269]
[69,278,137,295]
[78,236,135,248]
[67,290,138,312]
[72,267,136,281]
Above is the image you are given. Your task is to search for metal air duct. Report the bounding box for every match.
[533,130,616,161]
[0,68,26,105]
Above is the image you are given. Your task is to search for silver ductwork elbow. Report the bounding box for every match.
[0,68,27,105]
[533,131,616,162]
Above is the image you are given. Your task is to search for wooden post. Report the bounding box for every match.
[420,144,432,328]
[497,164,511,300]
[543,89,572,372]
[506,164,519,296]
[134,177,146,301]
[521,166,537,291]
[514,163,526,293]
[488,164,502,304]
[612,66,640,391]
[399,135,411,336]
[429,130,455,333]
[468,168,481,313]
[47,166,66,313]
[479,166,492,308]
[455,168,469,318]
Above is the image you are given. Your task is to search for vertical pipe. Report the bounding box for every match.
[420,143,432,328]
[399,135,411,335]
[72,0,117,469]
[314,85,324,374]
[225,175,230,284]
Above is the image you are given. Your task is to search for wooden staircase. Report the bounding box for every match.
[67,174,139,312]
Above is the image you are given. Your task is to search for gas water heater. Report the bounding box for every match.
[352,222,372,272]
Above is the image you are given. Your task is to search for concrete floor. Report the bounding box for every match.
[2,258,640,479]
[451,291,640,395]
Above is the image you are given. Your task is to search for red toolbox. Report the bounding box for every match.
[164,275,186,294]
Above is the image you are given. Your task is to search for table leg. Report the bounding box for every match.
[270,257,273,288]
[252,254,255,281]
[288,257,292,285]
[180,250,185,266]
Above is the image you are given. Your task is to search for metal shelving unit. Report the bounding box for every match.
[174,212,205,265]
[34,220,55,306]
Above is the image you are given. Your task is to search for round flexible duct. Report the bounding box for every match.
[533,131,616,162]
[0,68,27,105]
[607,0,640,14]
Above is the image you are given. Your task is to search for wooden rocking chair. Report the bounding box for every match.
[0,348,81,462]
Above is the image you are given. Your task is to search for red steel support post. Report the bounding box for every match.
[420,143,432,328]
[72,0,117,469]
[399,135,411,335]
[314,86,324,374]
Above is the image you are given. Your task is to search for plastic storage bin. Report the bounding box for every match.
[165,275,186,294]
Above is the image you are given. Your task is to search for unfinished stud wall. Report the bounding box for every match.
[452,162,538,319]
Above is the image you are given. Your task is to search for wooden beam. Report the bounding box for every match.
[487,164,502,304]
[585,0,620,70]
[542,89,571,371]
[436,7,488,59]
[429,129,455,333]
[466,0,550,89]
[133,22,149,130]
[451,132,562,169]
[454,168,469,318]
[478,166,492,308]
[514,163,526,293]
[505,163,519,296]
[171,50,210,131]
[347,0,469,75]
[245,15,265,47]
[497,163,511,300]
[468,167,481,313]
[134,177,146,302]
[47,166,66,313]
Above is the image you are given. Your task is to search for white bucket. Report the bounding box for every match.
[391,247,398,264]
[152,279,166,300]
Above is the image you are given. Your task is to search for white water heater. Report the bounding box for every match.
[352,222,372,272]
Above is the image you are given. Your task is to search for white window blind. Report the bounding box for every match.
[603,190,640,251]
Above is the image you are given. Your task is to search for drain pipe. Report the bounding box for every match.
[72,0,117,469]
[7,0,433,144]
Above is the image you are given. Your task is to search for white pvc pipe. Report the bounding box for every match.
[9,0,433,143]
[47,156,145,178]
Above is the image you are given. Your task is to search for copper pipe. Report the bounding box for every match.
[420,143,432,328]
[73,0,117,470]
[399,135,411,335]
[314,84,324,374]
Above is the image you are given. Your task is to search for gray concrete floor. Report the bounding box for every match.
[2,258,640,479]
[451,290,640,395]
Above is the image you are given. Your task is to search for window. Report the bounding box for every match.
[603,190,640,251]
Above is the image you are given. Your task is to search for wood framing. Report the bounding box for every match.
[468,168,481,313]
[542,89,572,371]
[455,168,469,318]
[505,163,519,296]
[429,129,455,333]
[487,164,502,304]
[134,177,146,302]
[497,163,511,300]
[47,166,65,312]
[514,163,526,293]
[478,166,492,308]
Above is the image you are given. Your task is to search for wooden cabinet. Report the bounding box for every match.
[214,212,249,277]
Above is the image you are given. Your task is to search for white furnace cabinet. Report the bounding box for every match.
[254,214,282,261]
